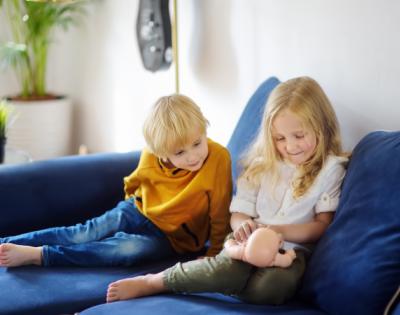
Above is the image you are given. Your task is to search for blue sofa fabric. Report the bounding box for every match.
[1,260,181,315]
[300,131,400,315]
[0,76,398,314]
[81,295,326,315]
[0,151,140,237]
[227,76,280,186]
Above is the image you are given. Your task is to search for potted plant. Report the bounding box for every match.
[0,100,11,163]
[0,0,87,160]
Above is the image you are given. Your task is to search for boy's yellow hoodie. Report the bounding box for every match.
[124,139,232,256]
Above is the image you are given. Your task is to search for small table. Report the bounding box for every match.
[2,147,32,165]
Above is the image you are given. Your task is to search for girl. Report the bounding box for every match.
[106,76,348,305]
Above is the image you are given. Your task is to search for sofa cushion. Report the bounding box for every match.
[227,77,280,187]
[80,293,327,315]
[301,131,400,315]
[0,259,180,315]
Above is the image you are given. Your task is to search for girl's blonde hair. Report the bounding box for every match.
[240,76,345,198]
[143,94,209,158]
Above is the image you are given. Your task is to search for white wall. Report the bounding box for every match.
[1,0,400,155]
[234,0,400,150]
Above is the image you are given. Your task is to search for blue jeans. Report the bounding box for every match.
[0,199,176,266]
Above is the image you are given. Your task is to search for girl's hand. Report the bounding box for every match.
[233,219,257,242]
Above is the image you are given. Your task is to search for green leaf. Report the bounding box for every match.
[0,100,12,138]
[0,42,27,69]
[0,0,89,98]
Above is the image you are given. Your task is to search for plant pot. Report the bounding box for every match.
[0,137,5,164]
[6,97,73,160]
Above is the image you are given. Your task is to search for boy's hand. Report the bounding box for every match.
[233,219,257,242]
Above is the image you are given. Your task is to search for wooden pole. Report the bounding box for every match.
[172,0,179,93]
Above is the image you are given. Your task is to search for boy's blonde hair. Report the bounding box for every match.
[143,94,209,158]
[240,76,345,198]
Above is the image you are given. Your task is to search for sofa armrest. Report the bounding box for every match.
[0,151,141,237]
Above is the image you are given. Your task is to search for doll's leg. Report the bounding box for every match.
[0,199,139,247]
[223,239,245,261]
[237,250,307,305]
[164,250,252,295]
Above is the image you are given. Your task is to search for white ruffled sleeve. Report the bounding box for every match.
[315,157,348,213]
[229,177,259,217]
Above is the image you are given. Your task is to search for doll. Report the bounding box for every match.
[224,227,296,268]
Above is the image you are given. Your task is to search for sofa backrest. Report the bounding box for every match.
[300,130,400,315]
[0,151,139,237]
[227,77,280,189]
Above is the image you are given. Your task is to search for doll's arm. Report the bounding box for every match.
[272,249,296,268]
[224,239,246,261]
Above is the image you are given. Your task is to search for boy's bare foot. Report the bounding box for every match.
[106,272,166,303]
[0,243,42,267]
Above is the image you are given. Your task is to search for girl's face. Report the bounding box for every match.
[272,109,317,166]
[164,133,209,172]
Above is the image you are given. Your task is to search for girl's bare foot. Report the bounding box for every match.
[106,272,166,303]
[0,243,42,267]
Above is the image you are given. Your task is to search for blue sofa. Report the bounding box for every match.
[0,77,399,315]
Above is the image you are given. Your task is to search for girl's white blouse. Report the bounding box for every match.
[230,155,348,249]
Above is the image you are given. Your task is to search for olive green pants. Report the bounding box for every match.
[164,248,307,305]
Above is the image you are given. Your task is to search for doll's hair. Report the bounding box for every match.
[143,94,209,158]
[240,76,345,198]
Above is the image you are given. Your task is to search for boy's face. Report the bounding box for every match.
[165,133,208,172]
[272,109,317,166]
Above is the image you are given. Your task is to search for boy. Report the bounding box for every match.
[0,94,232,267]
